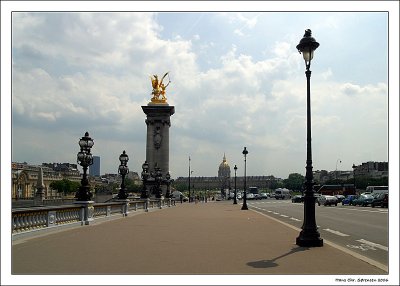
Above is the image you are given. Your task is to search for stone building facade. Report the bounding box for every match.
[12,162,81,199]
[174,154,272,191]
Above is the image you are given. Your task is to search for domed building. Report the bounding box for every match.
[218,154,231,178]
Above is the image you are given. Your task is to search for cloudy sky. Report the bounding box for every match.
[3,2,398,180]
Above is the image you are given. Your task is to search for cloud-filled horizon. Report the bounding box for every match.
[9,11,390,179]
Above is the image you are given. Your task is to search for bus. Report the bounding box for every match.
[274,188,291,200]
[248,187,259,194]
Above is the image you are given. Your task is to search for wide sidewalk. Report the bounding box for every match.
[12,200,387,275]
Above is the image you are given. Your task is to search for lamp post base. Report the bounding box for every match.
[296,231,323,247]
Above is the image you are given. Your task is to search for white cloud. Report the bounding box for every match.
[9,12,389,179]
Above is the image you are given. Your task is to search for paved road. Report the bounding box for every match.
[11,201,388,279]
[247,199,389,267]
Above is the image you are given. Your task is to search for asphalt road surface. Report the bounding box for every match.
[247,199,389,267]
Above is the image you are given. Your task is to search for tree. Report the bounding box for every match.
[50,179,80,196]
[125,178,142,194]
[283,173,305,191]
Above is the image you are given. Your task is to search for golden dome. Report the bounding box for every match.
[219,154,230,168]
[218,153,231,178]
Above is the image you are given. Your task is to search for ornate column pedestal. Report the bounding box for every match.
[115,199,130,216]
[74,201,95,225]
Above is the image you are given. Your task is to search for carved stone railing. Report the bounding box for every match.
[12,199,176,237]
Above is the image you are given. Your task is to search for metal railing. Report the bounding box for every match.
[12,198,176,236]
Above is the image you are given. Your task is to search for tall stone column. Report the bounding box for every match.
[142,72,175,198]
[142,104,175,182]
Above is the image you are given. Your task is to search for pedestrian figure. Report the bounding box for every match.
[180,194,183,204]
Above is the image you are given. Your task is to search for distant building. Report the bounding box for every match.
[353,161,388,178]
[89,156,100,177]
[174,154,273,191]
[12,162,81,199]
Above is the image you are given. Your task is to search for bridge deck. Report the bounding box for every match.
[11,201,386,279]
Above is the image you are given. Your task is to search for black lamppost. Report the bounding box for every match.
[165,172,172,198]
[75,132,94,201]
[241,147,248,210]
[295,29,323,247]
[188,156,191,202]
[152,164,163,198]
[141,161,150,198]
[233,165,238,205]
[117,150,129,199]
[352,163,357,192]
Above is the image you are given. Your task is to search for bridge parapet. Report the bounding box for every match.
[12,198,176,239]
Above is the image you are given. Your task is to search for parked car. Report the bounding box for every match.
[352,194,374,206]
[342,195,357,205]
[246,193,255,200]
[334,194,345,203]
[291,195,304,203]
[254,194,262,200]
[317,195,338,206]
[371,192,388,208]
[260,193,269,199]
[381,193,388,208]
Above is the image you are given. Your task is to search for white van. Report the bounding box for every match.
[274,188,291,200]
[365,186,388,195]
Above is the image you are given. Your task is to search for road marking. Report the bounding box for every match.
[272,212,279,215]
[280,214,289,218]
[339,207,388,214]
[356,239,388,251]
[323,228,350,237]
[290,217,301,221]
[250,209,388,272]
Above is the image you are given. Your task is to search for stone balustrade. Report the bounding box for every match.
[12,198,176,238]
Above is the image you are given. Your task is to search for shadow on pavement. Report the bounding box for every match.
[247,246,310,268]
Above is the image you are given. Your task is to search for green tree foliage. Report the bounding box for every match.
[50,179,80,196]
[283,173,305,191]
[125,178,142,193]
[171,182,187,192]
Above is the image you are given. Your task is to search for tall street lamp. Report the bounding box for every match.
[336,159,342,181]
[233,165,238,205]
[117,150,129,199]
[141,161,150,198]
[188,156,191,202]
[241,147,248,210]
[75,131,94,201]
[352,163,357,192]
[295,29,323,247]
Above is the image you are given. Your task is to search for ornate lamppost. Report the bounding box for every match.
[165,172,172,198]
[141,161,150,198]
[75,132,94,201]
[152,164,163,199]
[117,150,129,200]
[233,165,238,205]
[241,147,248,210]
[295,29,323,247]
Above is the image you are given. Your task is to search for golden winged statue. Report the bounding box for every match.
[150,72,171,104]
